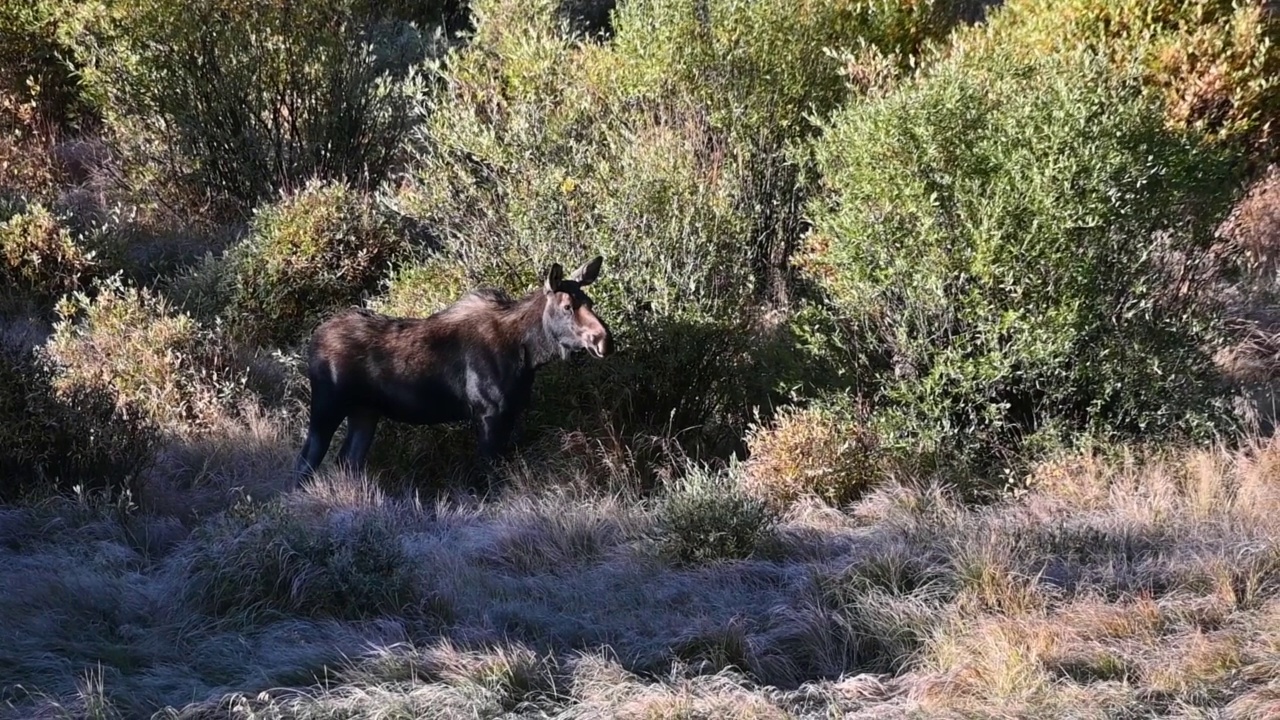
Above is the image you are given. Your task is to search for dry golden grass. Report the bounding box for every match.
[742,403,882,510]
[1219,164,1280,281]
[902,439,1280,717]
[136,402,301,519]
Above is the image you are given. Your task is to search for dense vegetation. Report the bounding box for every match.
[3,0,1280,717]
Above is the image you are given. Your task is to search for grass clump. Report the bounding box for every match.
[439,643,563,712]
[800,46,1244,484]
[225,180,411,346]
[742,399,883,510]
[183,498,419,622]
[654,468,778,566]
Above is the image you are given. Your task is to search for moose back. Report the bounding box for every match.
[294,256,614,482]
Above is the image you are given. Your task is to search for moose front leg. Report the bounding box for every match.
[477,411,517,461]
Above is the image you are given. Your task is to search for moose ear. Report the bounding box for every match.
[544,262,564,293]
[568,256,604,286]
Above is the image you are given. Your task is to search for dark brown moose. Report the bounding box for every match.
[294,256,614,483]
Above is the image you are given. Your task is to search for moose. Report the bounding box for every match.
[293,256,614,483]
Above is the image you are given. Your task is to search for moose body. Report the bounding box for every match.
[294,256,613,482]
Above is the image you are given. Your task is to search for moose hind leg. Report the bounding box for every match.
[295,410,345,483]
[336,410,380,475]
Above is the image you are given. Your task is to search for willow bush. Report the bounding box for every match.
[71,0,462,209]
[800,46,1245,484]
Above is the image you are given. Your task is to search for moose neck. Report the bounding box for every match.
[516,291,562,369]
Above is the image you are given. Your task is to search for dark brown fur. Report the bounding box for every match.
[294,257,613,482]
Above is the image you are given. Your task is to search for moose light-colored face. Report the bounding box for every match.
[544,256,613,359]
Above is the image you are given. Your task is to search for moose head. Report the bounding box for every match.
[542,255,613,360]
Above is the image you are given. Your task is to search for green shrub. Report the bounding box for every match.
[183,501,418,622]
[967,0,1280,153]
[654,468,777,565]
[46,274,242,432]
[162,250,235,324]
[800,47,1243,482]
[368,253,470,319]
[0,203,99,298]
[608,0,982,305]
[72,0,456,208]
[611,0,978,144]
[0,344,157,501]
[0,0,97,129]
[225,180,411,346]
